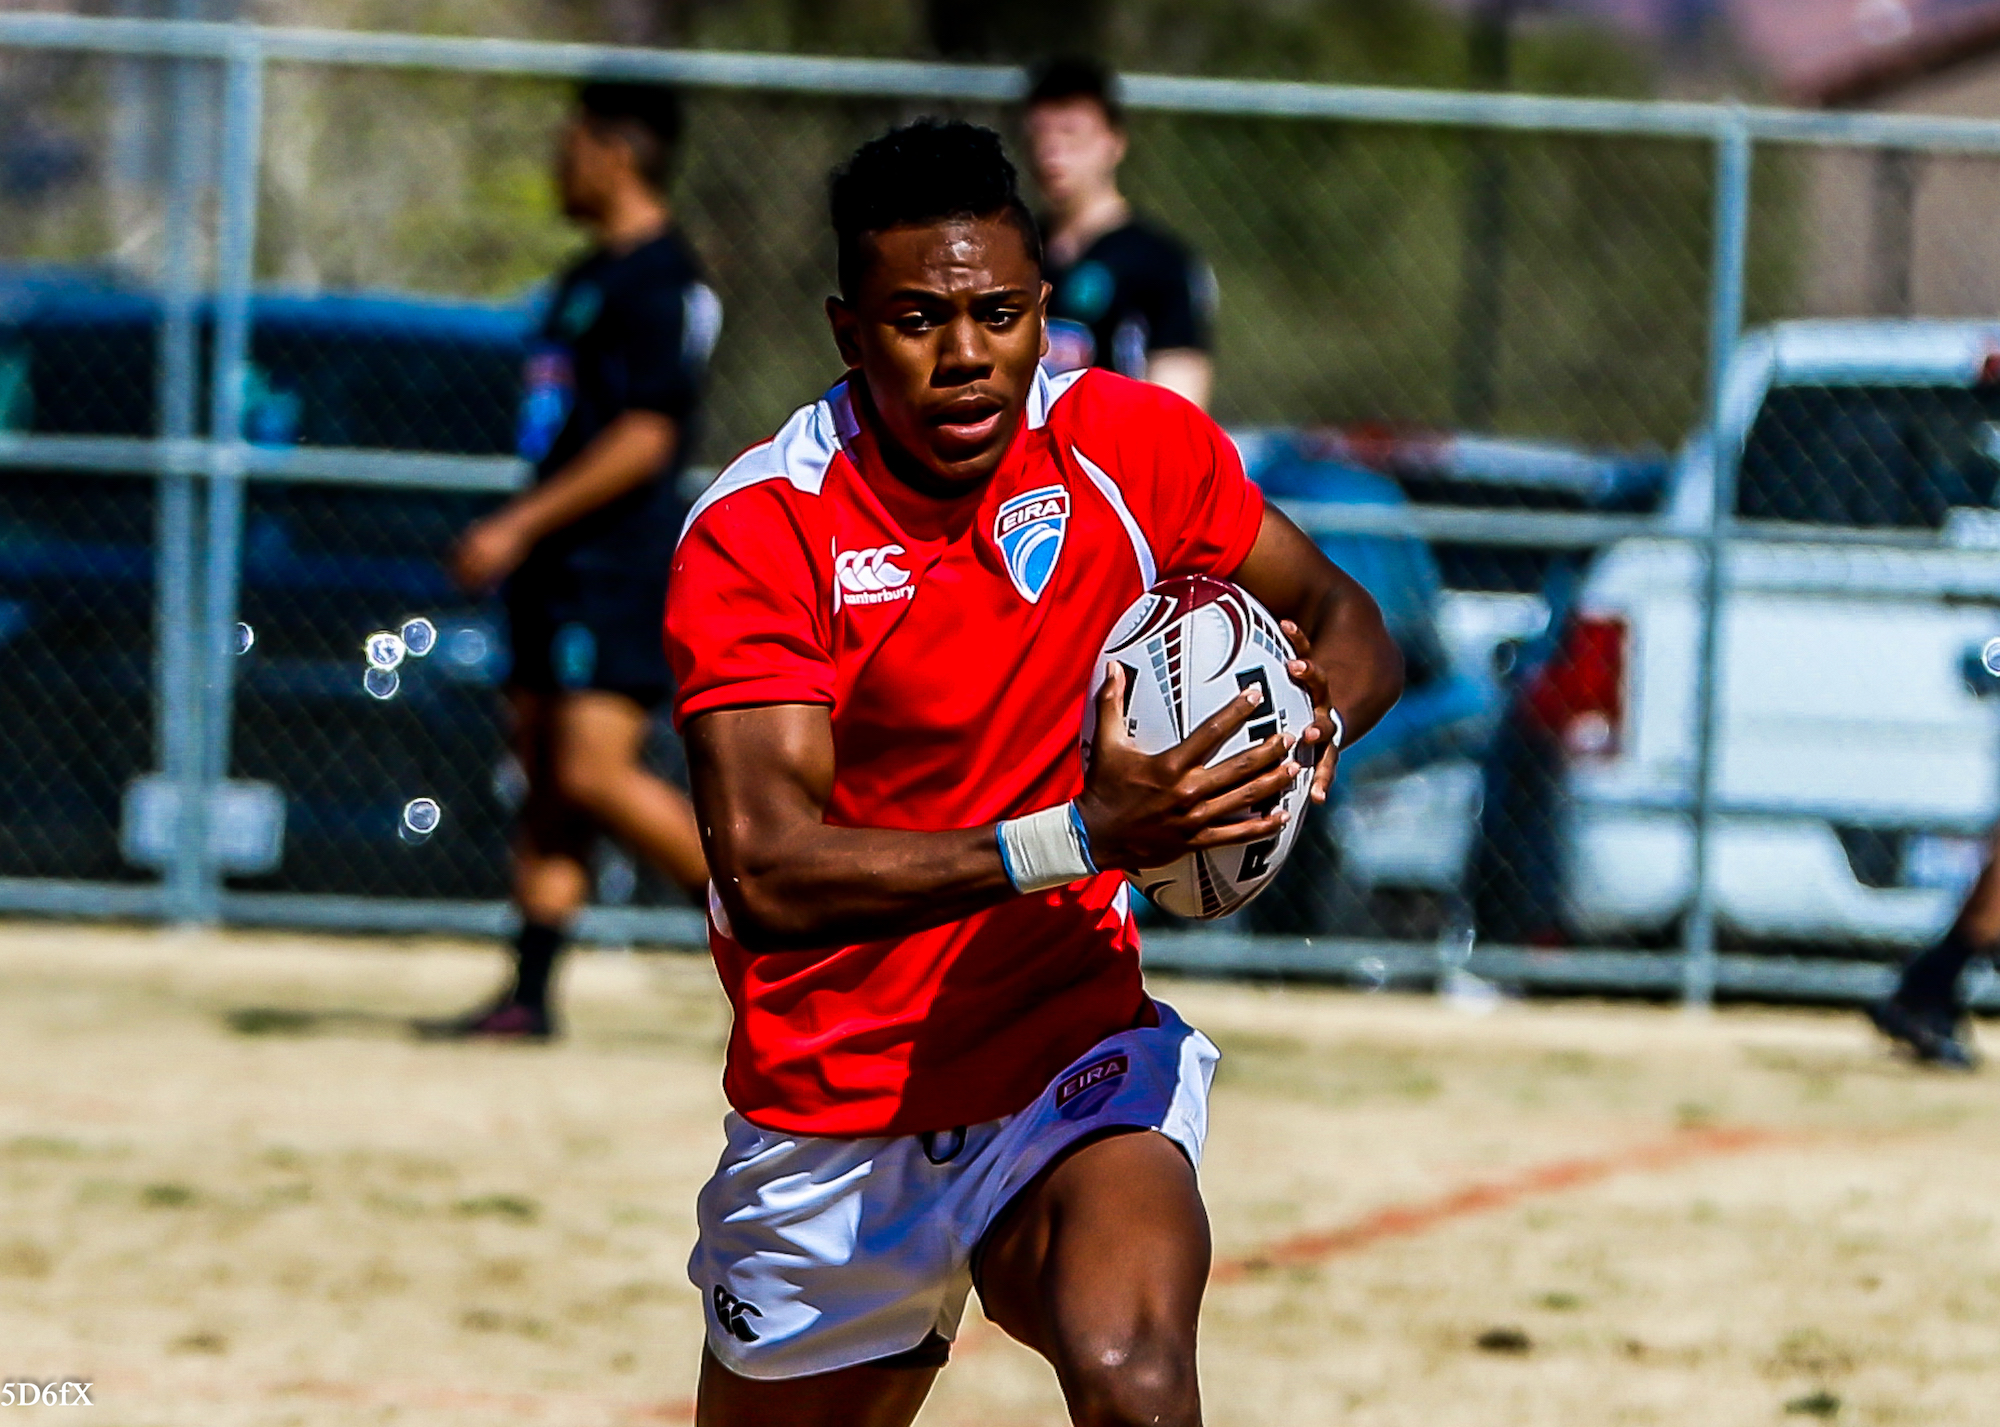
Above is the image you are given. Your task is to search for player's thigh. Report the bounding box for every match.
[696,1345,936,1427]
[551,689,652,782]
[976,1127,1210,1365]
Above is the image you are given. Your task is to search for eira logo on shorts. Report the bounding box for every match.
[712,1284,764,1343]
[1055,1053,1129,1120]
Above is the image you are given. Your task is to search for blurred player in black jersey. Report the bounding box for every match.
[428,81,716,1040]
[1024,58,1217,409]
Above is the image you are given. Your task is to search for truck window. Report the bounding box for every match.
[1737,385,2000,529]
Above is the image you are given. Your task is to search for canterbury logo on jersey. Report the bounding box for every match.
[833,544,915,611]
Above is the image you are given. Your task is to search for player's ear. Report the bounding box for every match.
[603,128,639,182]
[825,296,863,369]
[1037,281,1052,360]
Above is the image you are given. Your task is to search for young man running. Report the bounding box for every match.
[666,121,1402,1425]
[434,82,716,1040]
[1024,58,1217,409]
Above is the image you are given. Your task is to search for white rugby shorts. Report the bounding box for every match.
[687,999,1220,1381]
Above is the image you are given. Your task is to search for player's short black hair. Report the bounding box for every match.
[1025,57,1124,129]
[828,119,1043,301]
[576,80,683,190]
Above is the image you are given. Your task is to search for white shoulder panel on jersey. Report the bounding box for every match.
[1026,365,1088,430]
[679,382,849,543]
[1072,445,1158,590]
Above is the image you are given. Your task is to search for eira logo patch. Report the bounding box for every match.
[1056,1053,1129,1119]
[995,484,1070,604]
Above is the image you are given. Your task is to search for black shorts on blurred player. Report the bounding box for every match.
[503,556,673,710]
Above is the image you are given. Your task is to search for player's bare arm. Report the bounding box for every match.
[451,409,678,591]
[685,688,1293,952]
[1232,503,1405,803]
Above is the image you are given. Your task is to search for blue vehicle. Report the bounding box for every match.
[1234,435,1502,935]
[1279,426,1673,947]
[0,264,547,899]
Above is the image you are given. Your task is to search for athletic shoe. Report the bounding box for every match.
[1866,997,1976,1070]
[414,998,555,1042]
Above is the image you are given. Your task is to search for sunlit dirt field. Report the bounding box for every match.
[0,920,1995,1426]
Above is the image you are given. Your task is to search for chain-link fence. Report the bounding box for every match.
[9,13,2000,1004]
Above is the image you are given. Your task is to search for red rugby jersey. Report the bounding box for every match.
[666,367,1264,1136]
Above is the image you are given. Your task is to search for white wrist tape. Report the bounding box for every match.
[997,803,1098,894]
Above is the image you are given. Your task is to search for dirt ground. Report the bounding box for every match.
[0,921,1994,1426]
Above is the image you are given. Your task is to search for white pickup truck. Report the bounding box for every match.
[1544,321,2000,948]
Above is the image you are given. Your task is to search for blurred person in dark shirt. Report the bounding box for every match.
[428,81,718,1040]
[1024,57,1217,409]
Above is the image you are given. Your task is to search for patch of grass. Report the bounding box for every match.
[388,1153,458,1183]
[609,1281,676,1308]
[225,1007,316,1036]
[170,1331,227,1355]
[460,1307,552,1338]
[141,1183,198,1209]
[1213,1033,1442,1107]
[474,1257,529,1287]
[1537,1291,1584,1311]
[1541,1050,1598,1075]
[1776,1328,1853,1377]
[4,1135,86,1159]
[357,1261,409,1295]
[0,1240,52,1278]
[364,1191,427,1217]
[1475,1325,1532,1354]
[1674,1101,1717,1129]
[454,1193,538,1223]
[1785,1390,1841,1418]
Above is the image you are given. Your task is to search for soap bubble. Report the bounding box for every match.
[1983,637,2000,677]
[400,797,441,843]
[232,622,254,656]
[364,630,406,671]
[400,617,437,658]
[363,666,400,700]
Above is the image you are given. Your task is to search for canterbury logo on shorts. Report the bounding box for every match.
[712,1284,764,1343]
[833,544,914,610]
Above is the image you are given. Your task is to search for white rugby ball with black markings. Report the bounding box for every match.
[1084,575,1316,920]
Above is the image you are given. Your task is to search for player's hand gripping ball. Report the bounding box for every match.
[1084,576,1316,919]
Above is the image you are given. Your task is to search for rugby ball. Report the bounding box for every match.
[1085,576,1316,920]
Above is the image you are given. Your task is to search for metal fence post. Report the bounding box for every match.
[193,30,264,920]
[1682,111,1753,1007]
[157,46,208,924]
